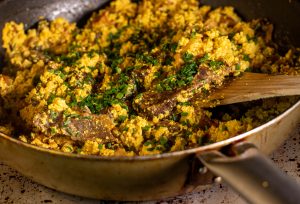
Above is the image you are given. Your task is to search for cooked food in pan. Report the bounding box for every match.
[0,0,299,156]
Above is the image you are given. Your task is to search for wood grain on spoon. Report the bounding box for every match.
[208,73,300,106]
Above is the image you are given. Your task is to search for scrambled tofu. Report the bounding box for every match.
[0,0,299,156]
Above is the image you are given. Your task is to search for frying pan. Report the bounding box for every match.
[0,0,300,203]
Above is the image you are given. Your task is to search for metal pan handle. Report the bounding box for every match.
[198,142,300,204]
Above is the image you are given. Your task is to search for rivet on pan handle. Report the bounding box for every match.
[198,142,300,204]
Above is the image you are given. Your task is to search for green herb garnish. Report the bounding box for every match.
[181,112,189,116]
[98,144,103,150]
[142,125,151,131]
[243,54,251,61]
[47,94,56,105]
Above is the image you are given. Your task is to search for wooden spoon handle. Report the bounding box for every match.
[209,73,300,106]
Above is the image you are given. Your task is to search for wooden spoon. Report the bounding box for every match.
[206,73,300,106]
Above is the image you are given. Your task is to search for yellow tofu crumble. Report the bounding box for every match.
[0,0,299,156]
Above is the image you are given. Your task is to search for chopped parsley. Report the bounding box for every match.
[65,146,73,152]
[197,53,209,64]
[48,68,66,79]
[164,56,174,66]
[142,125,151,131]
[179,101,191,106]
[47,94,56,105]
[98,144,103,150]
[70,72,132,114]
[181,112,189,116]
[63,119,71,127]
[156,52,199,91]
[118,115,127,123]
[182,52,194,62]
[106,143,112,149]
[57,52,82,66]
[49,110,58,120]
[136,53,159,66]
[144,140,152,146]
[246,34,258,44]
[122,126,129,132]
[228,32,236,41]
[159,136,168,146]
[209,60,224,70]
[243,54,251,61]
[162,42,178,53]
[190,30,197,38]
[50,127,57,134]
[116,92,124,99]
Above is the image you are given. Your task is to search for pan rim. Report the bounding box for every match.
[0,99,299,161]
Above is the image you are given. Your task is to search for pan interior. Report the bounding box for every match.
[0,0,299,158]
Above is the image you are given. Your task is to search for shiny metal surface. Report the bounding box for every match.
[1,129,299,203]
[199,143,300,204]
